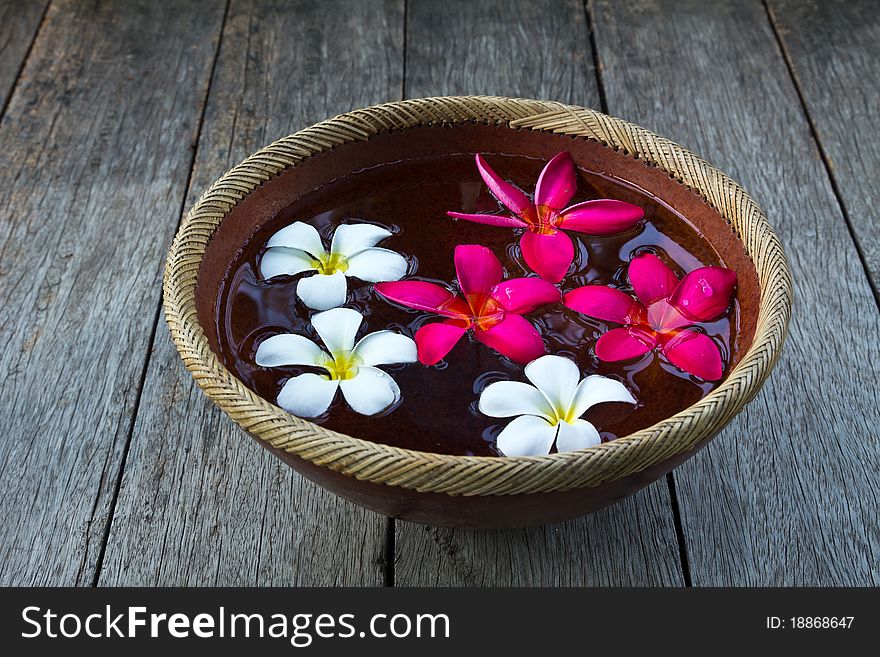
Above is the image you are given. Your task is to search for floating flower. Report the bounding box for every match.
[447,152,644,282]
[479,355,636,456]
[564,253,737,381]
[374,244,559,365]
[260,221,408,310]
[255,307,417,417]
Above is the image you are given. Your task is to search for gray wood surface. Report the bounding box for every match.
[0,0,225,585]
[592,0,880,585]
[0,0,46,114]
[395,0,685,586]
[768,0,880,295]
[2,0,878,587]
[98,0,404,586]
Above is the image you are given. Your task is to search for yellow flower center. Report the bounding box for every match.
[321,350,361,381]
[539,392,581,425]
[466,294,506,331]
[541,403,577,425]
[533,204,561,234]
[312,252,349,275]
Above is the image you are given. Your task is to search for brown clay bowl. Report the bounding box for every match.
[164,96,792,529]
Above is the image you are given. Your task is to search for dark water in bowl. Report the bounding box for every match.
[215,153,740,456]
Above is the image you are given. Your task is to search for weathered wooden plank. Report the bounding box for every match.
[592,0,880,585]
[394,0,686,586]
[396,487,685,586]
[0,0,46,113]
[768,0,880,293]
[0,0,225,585]
[404,0,592,101]
[99,0,405,586]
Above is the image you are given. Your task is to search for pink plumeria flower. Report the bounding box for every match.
[479,355,636,456]
[260,221,408,310]
[255,308,417,417]
[374,244,560,365]
[447,152,644,282]
[564,253,737,381]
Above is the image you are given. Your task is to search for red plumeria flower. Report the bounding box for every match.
[375,244,560,365]
[563,253,737,381]
[447,152,644,283]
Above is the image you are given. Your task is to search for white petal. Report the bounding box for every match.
[524,355,581,414]
[276,373,339,418]
[311,306,363,354]
[266,221,326,258]
[478,381,555,421]
[339,366,400,415]
[555,419,602,452]
[255,334,327,367]
[260,247,316,280]
[495,415,558,457]
[344,247,408,283]
[297,271,347,310]
[568,375,636,419]
[330,223,392,257]
[352,331,417,366]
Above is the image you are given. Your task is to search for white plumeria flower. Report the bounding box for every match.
[260,221,408,310]
[255,307,417,417]
[479,355,636,457]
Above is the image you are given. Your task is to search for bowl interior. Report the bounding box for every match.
[195,122,760,452]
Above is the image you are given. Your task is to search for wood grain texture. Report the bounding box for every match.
[0,0,46,113]
[396,487,684,586]
[0,0,225,585]
[404,0,594,101]
[395,0,685,586]
[592,0,880,585]
[768,0,880,293]
[99,0,404,586]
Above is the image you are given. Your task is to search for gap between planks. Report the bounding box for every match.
[761,0,879,310]
[0,1,49,122]
[584,0,692,586]
[90,0,233,587]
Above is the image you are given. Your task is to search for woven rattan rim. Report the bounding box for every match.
[164,96,792,496]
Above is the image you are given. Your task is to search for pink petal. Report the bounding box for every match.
[374,281,468,319]
[454,244,504,297]
[563,285,642,324]
[628,252,679,305]
[490,277,561,315]
[558,199,644,234]
[520,230,574,283]
[475,154,536,222]
[446,211,528,228]
[660,330,724,381]
[534,152,577,214]
[414,321,467,366]
[474,314,546,364]
[595,327,657,362]
[669,266,738,322]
